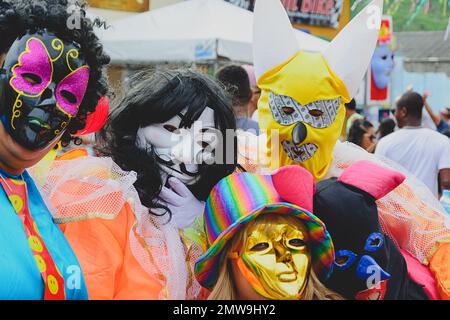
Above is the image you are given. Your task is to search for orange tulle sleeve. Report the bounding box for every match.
[60,201,163,300]
[56,148,89,161]
[429,243,450,300]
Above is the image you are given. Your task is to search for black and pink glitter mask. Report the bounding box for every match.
[0,30,90,150]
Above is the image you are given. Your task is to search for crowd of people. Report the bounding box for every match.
[339,93,450,199]
[0,0,449,301]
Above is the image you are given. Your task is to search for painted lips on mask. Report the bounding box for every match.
[355,280,388,300]
[282,141,318,162]
[22,110,66,149]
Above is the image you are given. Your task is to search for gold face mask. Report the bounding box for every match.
[235,215,311,300]
[258,51,350,180]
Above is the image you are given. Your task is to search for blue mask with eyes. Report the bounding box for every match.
[314,179,404,300]
[364,232,384,252]
[314,162,430,300]
[334,233,391,289]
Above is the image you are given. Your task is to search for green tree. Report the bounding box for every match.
[350,0,450,31]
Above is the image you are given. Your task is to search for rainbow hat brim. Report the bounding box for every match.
[194,202,334,290]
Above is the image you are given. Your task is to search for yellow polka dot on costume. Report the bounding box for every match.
[47,275,59,295]
[34,255,46,273]
[9,179,25,186]
[8,194,23,213]
[28,236,43,253]
[33,222,41,236]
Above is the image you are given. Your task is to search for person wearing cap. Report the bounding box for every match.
[194,165,342,300]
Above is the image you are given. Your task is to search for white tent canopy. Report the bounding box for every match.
[97,0,328,64]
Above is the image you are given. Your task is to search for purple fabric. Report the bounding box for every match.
[56,67,90,117]
[11,38,52,95]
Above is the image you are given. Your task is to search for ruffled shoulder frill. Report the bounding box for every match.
[30,156,137,224]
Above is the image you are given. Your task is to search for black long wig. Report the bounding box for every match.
[100,69,238,220]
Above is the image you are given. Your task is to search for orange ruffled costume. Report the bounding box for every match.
[28,152,173,300]
[59,202,162,299]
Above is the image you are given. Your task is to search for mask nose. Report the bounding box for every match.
[170,142,187,164]
[37,83,57,106]
[170,132,203,165]
[292,122,307,145]
[274,241,293,264]
[356,255,391,282]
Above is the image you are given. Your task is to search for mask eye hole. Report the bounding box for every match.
[335,256,349,265]
[250,242,270,252]
[334,250,357,270]
[197,141,210,148]
[61,90,77,104]
[308,109,324,117]
[282,106,295,115]
[23,73,42,85]
[163,124,178,133]
[364,232,385,252]
[287,238,306,250]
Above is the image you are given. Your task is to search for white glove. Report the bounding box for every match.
[158,177,205,230]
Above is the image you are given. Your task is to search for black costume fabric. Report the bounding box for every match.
[314,177,429,300]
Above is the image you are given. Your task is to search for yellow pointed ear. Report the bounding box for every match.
[31,141,62,186]
[253,0,299,80]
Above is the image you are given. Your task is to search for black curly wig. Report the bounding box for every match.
[100,69,238,220]
[0,0,110,145]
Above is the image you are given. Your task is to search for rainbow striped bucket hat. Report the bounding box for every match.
[194,165,334,290]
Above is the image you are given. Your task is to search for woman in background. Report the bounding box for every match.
[348,119,377,153]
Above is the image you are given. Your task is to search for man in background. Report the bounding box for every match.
[216,65,260,134]
[376,91,450,197]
